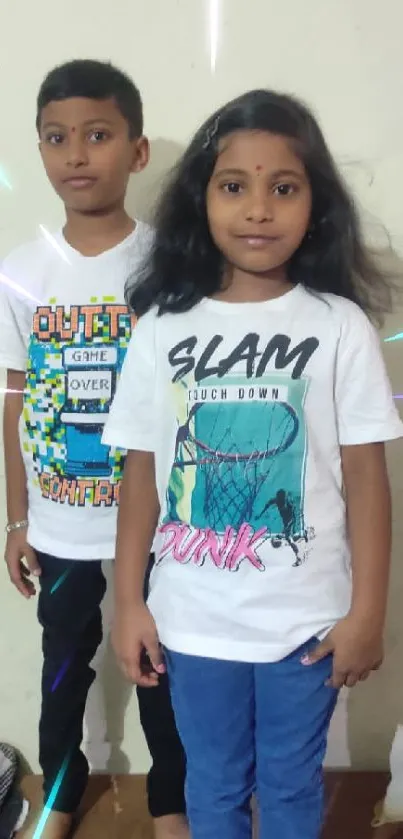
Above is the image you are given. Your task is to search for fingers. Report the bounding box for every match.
[301,638,333,666]
[328,661,382,689]
[326,666,349,690]
[7,559,36,598]
[25,548,41,576]
[144,635,166,675]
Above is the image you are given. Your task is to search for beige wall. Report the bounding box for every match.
[1,0,403,774]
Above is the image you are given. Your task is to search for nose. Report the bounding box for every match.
[245,187,274,223]
[66,135,89,168]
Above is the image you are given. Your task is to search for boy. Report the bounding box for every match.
[0,60,187,839]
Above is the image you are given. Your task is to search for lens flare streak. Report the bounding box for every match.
[32,752,72,839]
[39,225,71,264]
[0,166,12,190]
[208,0,221,73]
[51,658,72,692]
[50,569,72,594]
[0,272,42,305]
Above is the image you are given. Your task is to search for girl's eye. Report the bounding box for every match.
[89,130,108,143]
[273,183,296,196]
[47,134,64,145]
[222,182,243,194]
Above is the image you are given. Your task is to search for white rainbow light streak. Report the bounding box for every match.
[209,0,220,73]
[39,224,71,264]
[0,272,42,305]
[0,166,12,190]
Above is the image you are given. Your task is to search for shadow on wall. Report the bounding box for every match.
[347,243,403,779]
[126,137,184,223]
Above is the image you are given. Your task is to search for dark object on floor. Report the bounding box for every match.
[0,744,28,839]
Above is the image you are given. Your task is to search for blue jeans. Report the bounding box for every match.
[165,641,338,839]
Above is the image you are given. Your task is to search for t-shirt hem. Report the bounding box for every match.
[339,422,403,445]
[158,624,336,664]
[0,356,26,372]
[28,527,115,561]
[102,430,155,451]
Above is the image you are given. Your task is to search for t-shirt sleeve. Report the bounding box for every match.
[102,310,157,452]
[335,304,403,445]
[0,261,31,371]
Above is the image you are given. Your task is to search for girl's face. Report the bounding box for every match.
[206,130,312,280]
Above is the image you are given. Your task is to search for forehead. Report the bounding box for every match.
[215,130,305,173]
[40,96,124,128]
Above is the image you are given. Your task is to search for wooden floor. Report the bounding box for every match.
[16,772,403,838]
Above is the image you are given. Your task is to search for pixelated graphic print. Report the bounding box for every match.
[22,298,136,508]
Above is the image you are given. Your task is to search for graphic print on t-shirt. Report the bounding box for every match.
[23,298,135,508]
[160,330,318,570]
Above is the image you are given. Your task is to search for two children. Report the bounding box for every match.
[1,60,187,839]
[105,90,403,839]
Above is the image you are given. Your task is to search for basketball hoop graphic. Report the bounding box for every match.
[167,373,305,535]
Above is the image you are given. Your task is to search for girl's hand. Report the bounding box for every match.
[112,602,166,688]
[302,614,384,689]
[5,529,41,598]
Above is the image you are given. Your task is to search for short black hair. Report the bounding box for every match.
[128,88,393,323]
[36,59,143,138]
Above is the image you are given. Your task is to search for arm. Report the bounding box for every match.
[3,369,41,596]
[305,304,402,686]
[3,370,28,523]
[115,449,159,607]
[112,449,164,687]
[102,310,162,686]
[342,441,391,632]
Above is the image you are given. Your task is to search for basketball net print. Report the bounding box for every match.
[159,369,316,573]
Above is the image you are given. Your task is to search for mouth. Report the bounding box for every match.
[62,177,97,189]
[236,234,282,247]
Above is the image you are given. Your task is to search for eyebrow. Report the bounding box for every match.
[213,166,305,180]
[41,118,115,131]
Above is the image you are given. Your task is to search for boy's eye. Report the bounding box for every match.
[89,130,108,143]
[273,183,296,196]
[222,182,243,194]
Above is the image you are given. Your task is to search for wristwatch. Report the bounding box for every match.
[5,519,28,534]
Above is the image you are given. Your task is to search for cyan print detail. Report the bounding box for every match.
[23,301,136,508]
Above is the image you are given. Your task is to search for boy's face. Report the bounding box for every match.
[39,97,149,213]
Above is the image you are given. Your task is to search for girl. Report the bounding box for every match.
[103,90,403,839]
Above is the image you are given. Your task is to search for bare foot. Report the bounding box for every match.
[153,814,190,839]
[21,810,74,839]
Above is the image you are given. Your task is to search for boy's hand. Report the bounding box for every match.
[112,602,166,687]
[4,528,41,598]
[302,614,383,689]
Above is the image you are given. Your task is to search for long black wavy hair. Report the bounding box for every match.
[128,89,393,321]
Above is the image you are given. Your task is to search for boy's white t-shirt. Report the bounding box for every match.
[0,221,153,559]
[103,285,403,663]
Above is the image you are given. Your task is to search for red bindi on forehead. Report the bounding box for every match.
[256,165,263,171]
[71,127,76,133]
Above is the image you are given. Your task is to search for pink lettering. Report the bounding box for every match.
[158,522,268,572]
[192,526,236,568]
[225,524,267,571]
[159,522,204,563]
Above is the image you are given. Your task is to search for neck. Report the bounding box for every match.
[214,266,293,303]
[63,206,135,256]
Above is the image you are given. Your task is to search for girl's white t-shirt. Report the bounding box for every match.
[103,286,403,662]
[0,221,154,559]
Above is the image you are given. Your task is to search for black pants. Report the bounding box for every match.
[37,552,186,816]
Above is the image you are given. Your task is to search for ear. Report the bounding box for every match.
[131,136,150,174]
